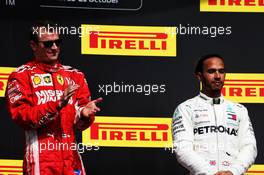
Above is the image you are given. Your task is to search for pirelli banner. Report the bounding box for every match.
[0,159,263,174]
[0,67,16,97]
[82,116,171,148]
[223,74,264,103]
[0,159,23,175]
[200,0,264,12]
[81,25,176,56]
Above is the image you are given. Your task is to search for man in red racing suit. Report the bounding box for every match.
[5,20,102,175]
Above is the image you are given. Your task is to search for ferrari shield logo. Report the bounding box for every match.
[57,74,64,85]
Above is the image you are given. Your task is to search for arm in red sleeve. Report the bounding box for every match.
[5,71,60,129]
[73,72,95,131]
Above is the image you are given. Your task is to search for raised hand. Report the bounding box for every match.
[59,84,80,108]
[81,97,103,118]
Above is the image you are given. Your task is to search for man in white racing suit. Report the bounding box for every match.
[172,54,257,175]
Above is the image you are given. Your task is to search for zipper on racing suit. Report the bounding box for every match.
[212,98,220,172]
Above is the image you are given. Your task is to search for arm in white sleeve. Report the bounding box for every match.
[229,105,257,175]
[172,103,214,175]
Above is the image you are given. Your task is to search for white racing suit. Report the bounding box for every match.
[172,93,257,175]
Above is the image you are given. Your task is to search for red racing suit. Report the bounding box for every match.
[5,59,94,175]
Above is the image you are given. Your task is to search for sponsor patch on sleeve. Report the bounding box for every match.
[7,79,22,103]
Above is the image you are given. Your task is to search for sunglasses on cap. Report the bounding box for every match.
[39,39,62,48]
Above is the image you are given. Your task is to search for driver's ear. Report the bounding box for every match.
[30,40,38,51]
[195,72,202,82]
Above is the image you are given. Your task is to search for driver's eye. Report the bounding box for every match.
[206,69,225,74]
[207,69,216,74]
[218,69,225,74]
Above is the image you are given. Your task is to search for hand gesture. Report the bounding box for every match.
[81,97,103,118]
[59,84,80,108]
